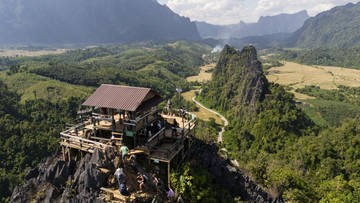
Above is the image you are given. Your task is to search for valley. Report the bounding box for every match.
[267,61,360,99]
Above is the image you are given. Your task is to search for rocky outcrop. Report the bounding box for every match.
[11,148,116,203]
[199,45,269,118]
[188,140,284,203]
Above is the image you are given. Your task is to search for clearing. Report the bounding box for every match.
[186,63,215,82]
[0,48,67,57]
[266,62,360,99]
[182,90,222,125]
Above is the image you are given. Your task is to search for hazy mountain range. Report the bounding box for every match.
[196,10,309,39]
[0,0,200,45]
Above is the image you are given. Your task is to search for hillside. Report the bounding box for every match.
[0,0,200,45]
[0,41,209,99]
[290,2,360,48]
[199,45,360,202]
[196,10,309,39]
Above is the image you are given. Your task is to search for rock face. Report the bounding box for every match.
[11,149,115,203]
[188,140,284,203]
[196,10,309,39]
[0,0,201,45]
[199,45,269,115]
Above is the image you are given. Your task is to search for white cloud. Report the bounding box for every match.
[158,0,358,25]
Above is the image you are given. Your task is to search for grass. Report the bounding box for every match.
[186,64,215,82]
[266,61,360,126]
[266,62,360,99]
[0,71,93,102]
[182,90,222,125]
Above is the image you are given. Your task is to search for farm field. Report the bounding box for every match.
[0,48,67,57]
[266,62,360,99]
[186,63,215,82]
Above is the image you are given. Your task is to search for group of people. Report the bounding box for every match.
[114,166,175,201]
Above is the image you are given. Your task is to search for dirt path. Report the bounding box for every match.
[191,94,228,143]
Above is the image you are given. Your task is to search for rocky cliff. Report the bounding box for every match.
[199,45,269,116]
[11,148,118,202]
[0,0,200,45]
[11,140,282,203]
[188,140,284,203]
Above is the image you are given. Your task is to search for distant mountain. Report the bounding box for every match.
[196,10,309,39]
[0,0,200,45]
[290,2,360,48]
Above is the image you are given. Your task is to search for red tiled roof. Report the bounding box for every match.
[83,84,162,111]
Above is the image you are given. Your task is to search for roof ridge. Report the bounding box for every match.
[101,84,151,90]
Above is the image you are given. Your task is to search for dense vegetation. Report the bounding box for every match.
[273,47,360,69]
[290,2,360,48]
[0,80,81,202]
[171,163,233,202]
[0,41,209,100]
[296,85,360,127]
[0,41,214,201]
[199,45,360,202]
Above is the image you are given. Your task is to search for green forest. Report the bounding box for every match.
[272,47,360,69]
[1,41,360,202]
[0,81,81,201]
[0,41,215,202]
[199,45,360,202]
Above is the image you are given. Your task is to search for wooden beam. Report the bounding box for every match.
[167,161,171,188]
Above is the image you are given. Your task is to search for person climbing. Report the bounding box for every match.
[119,181,130,196]
[114,166,125,187]
[137,172,148,192]
[152,173,161,194]
[120,145,129,161]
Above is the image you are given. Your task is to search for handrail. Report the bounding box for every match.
[125,106,158,123]
[147,127,165,143]
[60,133,110,150]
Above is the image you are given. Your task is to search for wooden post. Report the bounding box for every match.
[62,146,66,161]
[111,109,115,132]
[67,147,71,161]
[167,161,171,188]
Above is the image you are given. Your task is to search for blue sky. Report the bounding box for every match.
[157,0,358,25]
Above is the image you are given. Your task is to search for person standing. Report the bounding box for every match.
[167,100,172,116]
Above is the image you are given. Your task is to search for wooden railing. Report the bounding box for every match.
[60,132,110,152]
[147,127,165,144]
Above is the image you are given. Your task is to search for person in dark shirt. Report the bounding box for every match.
[119,182,130,196]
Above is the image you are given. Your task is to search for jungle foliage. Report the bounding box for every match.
[0,80,81,202]
[272,47,360,69]
[199,45,360,202]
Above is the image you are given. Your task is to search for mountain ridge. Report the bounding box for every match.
[196,10,309,39]
[290,2,360,48]
[0,0,200,45]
